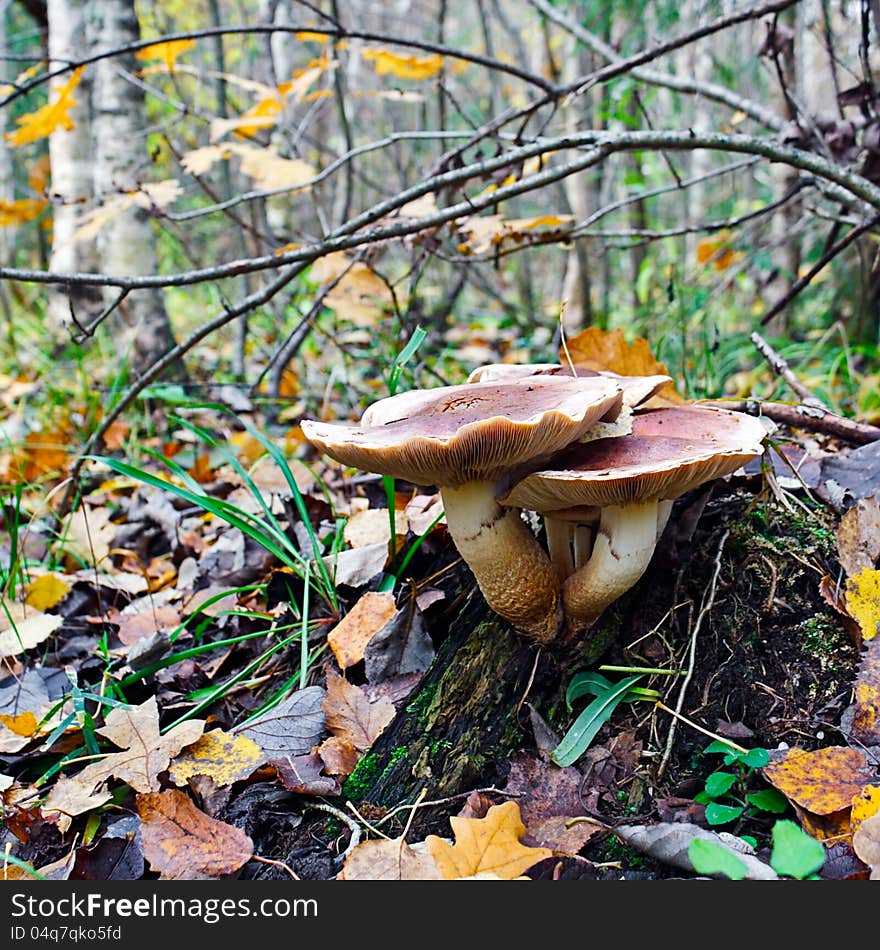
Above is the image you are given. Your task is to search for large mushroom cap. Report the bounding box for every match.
[300,375,624,487]
[467,363,672,409]
[500,405,769,511]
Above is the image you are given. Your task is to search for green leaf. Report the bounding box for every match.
[703,739,743,759]
[564,671,613,709]
[688,838,748,881]
[746,788,789,815]
[693,791,713,805]
[704,802,744,826]
[704,771,738,798]
[387,325,427,396]
[740,748,770,769]
[770,820,825,879]
[550,675,643,767]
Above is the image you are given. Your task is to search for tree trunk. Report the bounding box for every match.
[46,0,102,336]
[84,0,183,378]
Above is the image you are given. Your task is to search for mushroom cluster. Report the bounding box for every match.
[300,364,769,646]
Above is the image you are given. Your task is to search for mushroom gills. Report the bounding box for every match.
[441,481,563,642]
[562,499,660,629]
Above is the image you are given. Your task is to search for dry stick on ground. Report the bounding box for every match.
[749,330,829,410]
[697,398,880,445]
[656,529,731,783]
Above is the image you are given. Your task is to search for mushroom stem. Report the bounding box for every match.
[656,499,673,539]
[562,500,660,632]
[544,515,574,579]
[572,524,595,571]
[441,482,563,643]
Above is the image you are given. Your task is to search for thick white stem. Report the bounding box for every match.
[563,500,660,631]
[656,499,674,540]
[544,515,574,579]
[573,524,595,571]
[441,483,562,642]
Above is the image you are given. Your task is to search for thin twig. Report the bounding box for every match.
[749,330,829,409]
[306,800,364,857]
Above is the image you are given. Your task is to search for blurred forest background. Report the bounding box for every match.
[1,0,878,478]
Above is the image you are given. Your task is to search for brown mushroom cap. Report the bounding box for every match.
[500,405,768,511]
[467,363,672,410]
[301,375,624,488]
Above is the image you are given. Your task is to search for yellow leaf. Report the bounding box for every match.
[0,197,47,226]
[425,801,552,879]
[846,567,880,641]
[134,39,196,74]
[296,31,329,44]
[339,836,443,880]
[363,48,443,81]
[0,712,38,738]
[230,143,315,192]
[28,153,52,194]
[5,66,85,147]
[696,230,738,271]
[167,729,265,787]
[0,62,44,100]
[310,252,395,325]
[763,746,876,816]
[852,785,880,833]
[25,573,71,611]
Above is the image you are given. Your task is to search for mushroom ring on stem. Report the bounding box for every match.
[300,375,625,642]
[499,405,770,636]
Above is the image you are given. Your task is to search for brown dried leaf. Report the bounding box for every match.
[852,811,880,878]
[168,729,265,787]
[343,508,407,549]
[323,668,395,751]
[425,801,553,880]
[763,746,876,815]
[327,591,399,670]
[233,685,326,757]
[0,602,63,658]
[137,789,253,879]
[270,752,341,796]
[843,634,880,748]
[317,735,361,778]
[339,837,443,880]
[561,326,684,405]
[116,604,182,647]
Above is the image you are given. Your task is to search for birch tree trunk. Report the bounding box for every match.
[84,0,183,378]
[46,0,102,336]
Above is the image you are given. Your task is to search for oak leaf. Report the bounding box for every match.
[425,801,553,879]
[137,789,253,879]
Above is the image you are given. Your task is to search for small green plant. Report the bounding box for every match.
[550,671,659,767]
[694,740,789,838]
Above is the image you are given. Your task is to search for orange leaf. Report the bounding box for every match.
[362,49,443,80]
[425,801,552,879]
[561,326,684,405]
[137,789,253,879]
[0,197,47,226]
[327,591,399,670]
[323,668,395,751]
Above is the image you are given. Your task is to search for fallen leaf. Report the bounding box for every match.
[59,505,116,569]
[233,685,326,757]
[323,542,389,587]
[343,507,407,549]
[561,326,684,405]
[270,752,341,796]
[363,605,435,684]
[851,785,880,833]
[168,729,265,787]
[24,573,71,611]
[327,591,399,670]
[70,814,144,881]
[836,497,880,578]
[425,801,553,880]
[841,634,880,749]
[763,746,876,815]
[137,789,253,879]
[845,567,880,641]
[323,668,395,752]
[316,735,360,778]
[0,602,63,658]
[339,836,443,880]
[116,603,182,647]
[852,811,880,879]
[43,698,204,830]
[0,712,38,738]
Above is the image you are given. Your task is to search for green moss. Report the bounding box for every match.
[342,744,408,801]
[796,614,854,673]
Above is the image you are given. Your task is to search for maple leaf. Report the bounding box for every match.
[5,67,85,147]
[339,836,443,880]
[43,698,204,831]
[134,39,196,74]
[425,801,552,879]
